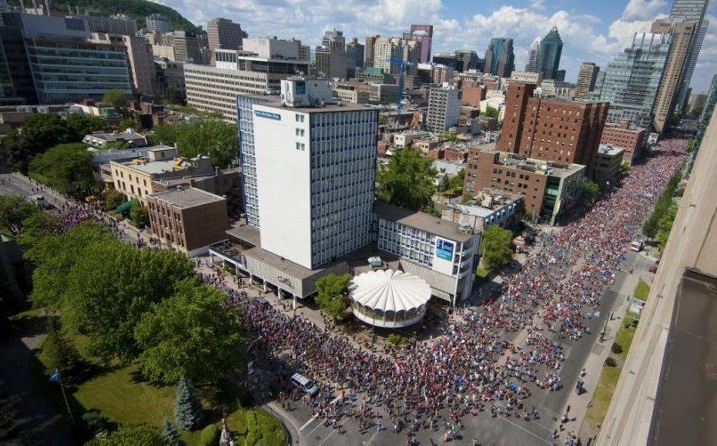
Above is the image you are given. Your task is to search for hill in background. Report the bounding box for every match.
[8,0,203,33]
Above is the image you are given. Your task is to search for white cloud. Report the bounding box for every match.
[622,0,667,21]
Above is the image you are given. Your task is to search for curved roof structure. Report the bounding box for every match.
[351,270,431,313]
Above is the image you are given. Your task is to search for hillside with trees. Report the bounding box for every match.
[9,0,202,33]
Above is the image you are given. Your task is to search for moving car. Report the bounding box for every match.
[290,373,319,396]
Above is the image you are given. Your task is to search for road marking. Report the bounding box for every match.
[318,429,337,446]
[300,415,318,431]
[496,415,553,445]
[307,419,327,436]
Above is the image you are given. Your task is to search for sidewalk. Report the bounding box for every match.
[555,269,641,444]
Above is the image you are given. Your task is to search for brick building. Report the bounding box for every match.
[464,144,585,224]
[146,187,229,256]
[498,82,609,175]
[599,121,647,164]
[461,80,487,107]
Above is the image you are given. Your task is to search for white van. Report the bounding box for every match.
[290,373,319,396]
[630,241,644,252]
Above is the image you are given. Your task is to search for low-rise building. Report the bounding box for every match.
[592,144,625,183]
[375,201,480,305]
[442,188,524,231]
[464,144,586,224]
[109,145,213,202]
[146,187,229,256]
[393,131,432,148]
[599,121,647,164]
[83,130,148,149]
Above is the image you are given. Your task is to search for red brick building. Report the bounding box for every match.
[498,83,609,175]
[461,80,487,107]
[599,122,646,164]
[147,187,229,256]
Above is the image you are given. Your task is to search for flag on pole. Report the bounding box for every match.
[49,369,61,383]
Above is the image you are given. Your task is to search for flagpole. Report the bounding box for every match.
[58,378,75,424]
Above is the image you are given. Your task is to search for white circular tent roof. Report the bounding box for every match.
[351,270,431,313]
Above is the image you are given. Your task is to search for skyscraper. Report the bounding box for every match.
[315,29,348,79]
[364,35,380,67]
[574,62,600,99]
[207,18,246,51]
[238,78,378,269]
[346,38,364,70]
[426,86,461,133]
[409,24,433,63]
[670,0,710,112]
[145,13,172,34]
[597,32,672,129]
[652,20,697,133]
[525,37,540,72]
[532,27,563,80]
[483,37,515,78]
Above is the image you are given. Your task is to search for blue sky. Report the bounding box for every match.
[157,0,717,92]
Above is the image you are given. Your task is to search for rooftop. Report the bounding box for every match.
[148,187,224,208]
[260,99,375,114]
[374,201,476,242]
[83,130,147,143]
[491,150,585,178]
[598,144,626,156]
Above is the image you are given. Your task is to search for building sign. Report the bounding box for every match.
[435,238,455,261]
[254,110,282,121]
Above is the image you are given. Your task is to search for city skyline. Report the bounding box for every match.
[155,0,717,92]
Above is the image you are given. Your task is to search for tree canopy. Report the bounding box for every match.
[315,273,352,321]
[0,195,40,234]
[481,225,514,270]
[28,143,95,197]
[376,148,437,211]
[103,90,130,110]
[3,113,107,173]
[580,181,601,203]
[484,106,499,119]
[135,278,244,384]
[148,118,238,168]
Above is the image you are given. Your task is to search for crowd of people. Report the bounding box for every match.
[218,139,687,440]
[5,137,686,442]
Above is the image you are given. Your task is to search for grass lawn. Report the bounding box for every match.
[634,279,651,301]
[34,333,287,445]
[584,311,640,433]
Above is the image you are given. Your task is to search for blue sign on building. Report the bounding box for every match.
[435,239,455,261]
[254,110,282,121]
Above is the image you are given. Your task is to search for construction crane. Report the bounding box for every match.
[385,58,410,112]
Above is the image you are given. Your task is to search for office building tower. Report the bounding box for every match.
[653,20,697,133]
[237,78,378,269]
[79,14,137,35]
[372,36,403,75]
[145,13,172,33]
[483,37,515,78]
[455,50,479,72]
[426,86,461,133]
[499,82,609,173]
[409,24,433,63]
[598,32,671,129]
[364,35,379,67]
[688,92,707,114]
[574,62,600,99]
[432,52,457,70]
[0,14,35,103]
[184,37,309,121]
[315,29,347,79]
[525,37,541,72]
[346,38,364,74]
[531,27,562,80]
[207,18,246,51]
[171,30,202,63]
[670,0,710,112]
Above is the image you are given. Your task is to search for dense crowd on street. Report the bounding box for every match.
[220,140,687,440]
[4,138,686,442]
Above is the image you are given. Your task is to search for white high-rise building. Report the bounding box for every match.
[426,87,461,133]
[239,78,378,269]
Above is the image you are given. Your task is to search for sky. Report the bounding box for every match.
[156,0,717,93]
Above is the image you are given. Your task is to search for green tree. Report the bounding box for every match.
[0,195,39,233]
[135,279,244,384]
[28,143,95,197]
[619,162,631,173]
[103,189,127,211]
[148,119,238,168]
[174,377,204,431]
[41,321,83,384]
[484,106,499,119]
[80,409,118,440]
[98,425,163,445]
[643,171,682,238]
[656,200,679,251]
[315,273,352,321]
[3,114,72,173]
[103,90,130,110]
[376,148,437,211]
[437,174,450,192]
[481,225,513,269]
[129,202,149,229]
[581,181,601,203]
[160,419,181,446]
[66,114,108,140]
[448,169,465,191]
[17,211,64,248]
[200,424,219,446]
[165,86,185,106]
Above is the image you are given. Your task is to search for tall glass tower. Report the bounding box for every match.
[534,27,563,80]
[670,0,710,111]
